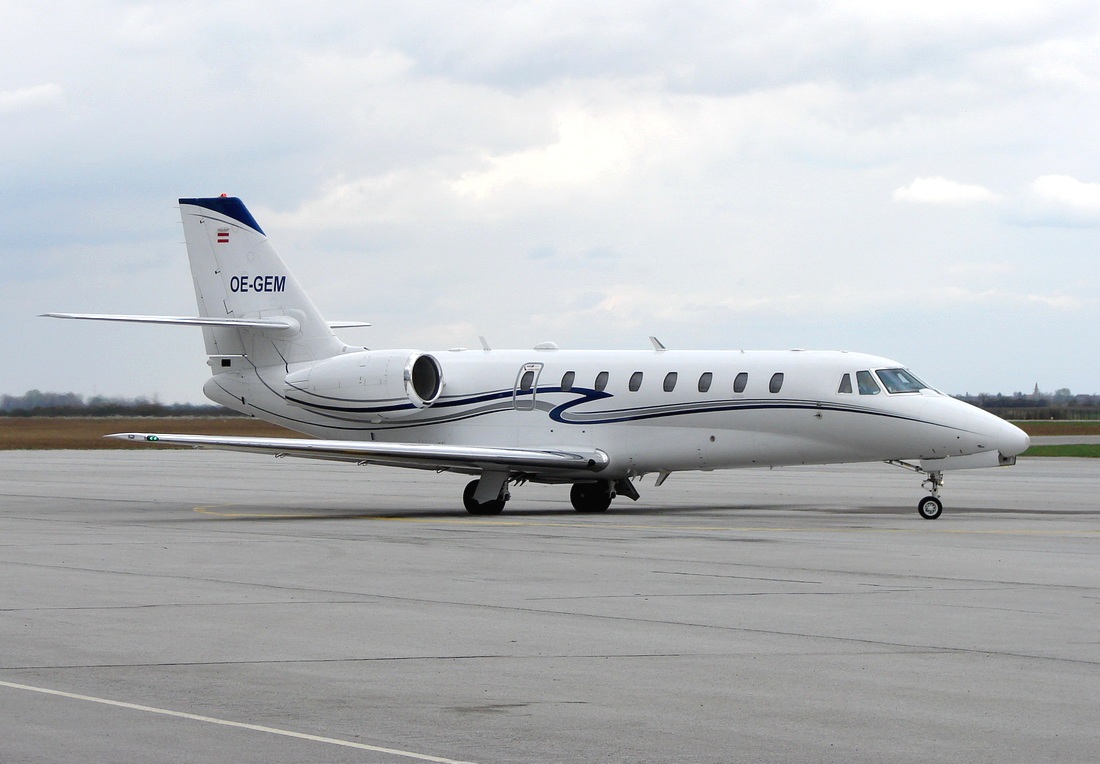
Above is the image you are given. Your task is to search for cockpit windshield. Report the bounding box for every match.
[875,368,929,394]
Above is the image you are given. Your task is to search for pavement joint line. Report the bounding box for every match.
[0,653,688,671]
[1,556,1093,600]
[0,679,477,764]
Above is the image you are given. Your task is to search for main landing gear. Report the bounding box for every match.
[462,481,508,516]
[570,481,613,513]
[462,476,640,515]
[570,478,640,513]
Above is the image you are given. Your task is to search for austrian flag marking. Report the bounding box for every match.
[216,228,230,244]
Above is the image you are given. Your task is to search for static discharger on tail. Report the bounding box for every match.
[45,196,1030,519]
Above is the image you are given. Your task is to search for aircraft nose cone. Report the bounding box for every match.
[997,420,1030,457]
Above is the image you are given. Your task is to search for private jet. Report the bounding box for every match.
[46,196,1030,519]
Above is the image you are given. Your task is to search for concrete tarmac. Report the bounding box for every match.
[1,451,1097,763]
[1031,435,1100,445]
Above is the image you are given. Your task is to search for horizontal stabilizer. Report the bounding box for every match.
[105,433,611,474]
[42,313,301,331]
[44,313,369,331]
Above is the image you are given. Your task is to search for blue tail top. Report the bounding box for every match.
[178,197,265,235]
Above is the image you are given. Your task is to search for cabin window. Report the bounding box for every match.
[769,373,784,394]
[561,371,575,392]
[629,371,643,392]
[519,370,535,391]
[594,371,609,392]
[838,373,852,394]
[733,372,748,393]
[875,368,928,394]
[857,370,880,395]
[698,372,713,393]
[663,372,678,392]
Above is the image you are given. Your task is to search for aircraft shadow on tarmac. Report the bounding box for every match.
[160,502,1100,522]
[177,503,881,522]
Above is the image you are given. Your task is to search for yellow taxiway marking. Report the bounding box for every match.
[192,506,1099,536]
[0,679,477,764]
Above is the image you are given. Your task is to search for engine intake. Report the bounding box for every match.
[285,350,443,419]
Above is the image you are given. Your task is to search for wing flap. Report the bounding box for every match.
[105,433,610,474]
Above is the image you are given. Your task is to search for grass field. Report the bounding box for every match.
[0,418,294,450]
[1022,444,1100,458]
[1013,420,1100,436]
[2,417,1099,451]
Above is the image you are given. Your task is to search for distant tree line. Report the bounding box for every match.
[956,391,1100,421]
[4,388,1098,420]
[1,390,239,417]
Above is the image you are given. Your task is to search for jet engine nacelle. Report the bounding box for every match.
[284,349,443,419]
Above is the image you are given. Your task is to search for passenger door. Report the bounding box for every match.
[513,363,543,411]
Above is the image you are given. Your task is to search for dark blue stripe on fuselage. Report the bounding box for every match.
[280,383,963,435]
[285,388,518,415]
[285,395,419,415]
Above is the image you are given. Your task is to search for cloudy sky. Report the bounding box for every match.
[4,1,1098,403]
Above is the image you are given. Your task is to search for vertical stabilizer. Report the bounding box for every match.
[179,197,345,369]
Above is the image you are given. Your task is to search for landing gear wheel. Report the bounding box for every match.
[463,479,505,515]
[917,496,943,520]
[570,482,613,513]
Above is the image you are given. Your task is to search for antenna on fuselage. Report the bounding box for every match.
[649,336,667,351]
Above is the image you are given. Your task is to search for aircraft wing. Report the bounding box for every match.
[105,433,610,475]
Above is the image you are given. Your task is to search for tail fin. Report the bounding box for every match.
[179,197,345,368]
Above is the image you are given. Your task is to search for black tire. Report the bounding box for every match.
[463,479,505,515]
[917,496,943,520]
[570,482,613,513]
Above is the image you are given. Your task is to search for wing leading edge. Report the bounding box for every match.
[106,433,610,475]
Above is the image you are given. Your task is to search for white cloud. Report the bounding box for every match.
[527,282,1085,344]
[264,170,458,228]
[451,108,669,199]
[938,287,1085,311]
[0,83,63,115]
[1018,174,1100,225]
[1018,39,1100,92]
[1031,174,1100,207]
[892,174,1100,227]
[4,2,1100,399]
[892,176,1002,205]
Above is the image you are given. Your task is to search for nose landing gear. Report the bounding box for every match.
[917,494,943,520]
[888,461,946,519]
[917,470,944,520]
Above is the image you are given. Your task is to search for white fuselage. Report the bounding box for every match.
[203,348,1029,482]
[47,196,1032,517]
